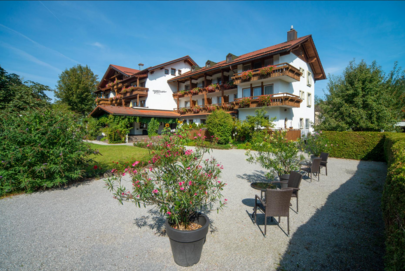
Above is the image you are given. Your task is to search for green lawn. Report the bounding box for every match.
[86,143,152,170]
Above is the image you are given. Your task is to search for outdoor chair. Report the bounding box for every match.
[320,152,329,175]
[252,188,293,236]
[271,171,302,212]
[300,158,322,182]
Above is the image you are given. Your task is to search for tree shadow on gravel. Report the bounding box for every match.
[277,161,386,271]
[237,170,269,183]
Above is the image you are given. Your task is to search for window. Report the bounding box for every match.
[185,101,190,108]
[217,97,222,104]
[217,78,222,85]
[198,99,205,106]
[201,119,206,124]
[165,69,169,75]
[299,90,305,100]
[307,93,312,107]
[178,70,182,76]
[264,58,274,66]
[253,61,262,69]
[243,64,252,71]
[234,94,238,100]
[189,119,193,124]
[201,99,205,106]
[307,71,312,86]
[140,82,145,87]
[253,87,261,97]
[185,85,190,90]
[171,69,176,76]
[299,68,305,78]
[242,88,250,97]
[264,85,273,95]
[299,118,304,129]
[140,123,147,129]
[227,56,232,63]
[305,119,310,129]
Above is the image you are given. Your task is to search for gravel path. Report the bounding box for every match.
[0,149,386,271]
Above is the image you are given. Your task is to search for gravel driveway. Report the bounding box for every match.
[0,149,386,270]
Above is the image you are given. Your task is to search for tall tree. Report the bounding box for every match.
[316,60,405,131]
[54,65,98,115]
[0,66,50,111]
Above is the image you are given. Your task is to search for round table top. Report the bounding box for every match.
[250,182,277,190]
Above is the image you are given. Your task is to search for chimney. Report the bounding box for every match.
[138,63,144,70]
[287,25,297,42]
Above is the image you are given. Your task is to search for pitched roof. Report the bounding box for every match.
[89,105,180,118]
[110,65,139,76]
[168,35,326,82]
[146,55,197,71]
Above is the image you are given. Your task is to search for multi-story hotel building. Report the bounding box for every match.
[90,27,325,136]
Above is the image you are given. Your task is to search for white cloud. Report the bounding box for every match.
[0,42,62,73]
[90,42,104,49]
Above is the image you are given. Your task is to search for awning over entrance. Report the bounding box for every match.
[89,105,180,118]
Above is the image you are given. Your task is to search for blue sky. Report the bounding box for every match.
[1,1,404,101]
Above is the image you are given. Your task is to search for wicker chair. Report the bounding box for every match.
[301,158,322,182]
[271,171,302,212]
[253,188,293,236]
[320,152,329,175]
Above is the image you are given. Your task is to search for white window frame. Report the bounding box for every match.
[299,118,304,129]
[307,93,312,107]
[299,90,305,100]
[300,68,305,78]
[305,118,310,129]
[307,71,312,87]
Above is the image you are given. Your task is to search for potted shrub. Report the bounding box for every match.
[105,127,226,267]
[246,130,301,181]
[239,97,251,108]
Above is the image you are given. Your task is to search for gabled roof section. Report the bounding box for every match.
[146,55,198,72]
[168,35,326,82]
[89,105,180,118]
[110,65,139,76]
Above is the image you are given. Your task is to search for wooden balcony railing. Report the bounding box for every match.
[233,93,302,109]
[232,63,302,84]
[173,85,237,97]
[121,87,149,98]
[173,103,236,115]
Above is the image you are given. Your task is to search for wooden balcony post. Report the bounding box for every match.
[137,94,139,107]
[204,73,207,87]
[204,91,207,106]
[221,90,224,105]
[122,99,125,107]
[137,77,139,87]
[189,78,192,90]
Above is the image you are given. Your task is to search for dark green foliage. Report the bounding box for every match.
[102,115,136,143]
[0,109,97,196]
[86,117,101,140]
[317,60,405,131]
[147,118,159,137]
[207,109,233,144]
[54,65,98,115]
[382,133,405,270]
[0,66,51,112]
[322,131,387,161]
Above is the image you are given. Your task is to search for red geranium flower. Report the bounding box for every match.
[94,165,98,170]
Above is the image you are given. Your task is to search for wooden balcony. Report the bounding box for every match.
[121,87,149,99]
[96,98,123,106]
[232,63,302,84]
[233,93,302,109]
[173,103,236,116]
[173,85,237,97]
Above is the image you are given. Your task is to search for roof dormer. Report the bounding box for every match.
[226,53,238,63]
[191,65,201,72]
[205,60,217,68]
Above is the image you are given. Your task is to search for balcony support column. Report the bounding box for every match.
[204,92,207,107]
[137,77,139,87]
[137,94,140,107]
[221,90,224,105]
[177,81,179,92]
[122,99,125,107]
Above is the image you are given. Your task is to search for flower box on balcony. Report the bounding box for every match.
[206,105,218,112]
[222,103,234,111]
[239,97,251,108]
[192,105,201,113]
[205,84,219,93]
[191,87,202,95]
[258,94,273,106]
[180,108,188,114]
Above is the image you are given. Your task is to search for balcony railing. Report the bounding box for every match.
[121,87,149,98]
[96,97,123,106]
[173,103,236,115]
[233,93,302,109]
[232,63,302,84]
[173,84,237,97]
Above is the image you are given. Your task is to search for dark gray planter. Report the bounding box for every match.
[165,213,209,267]
[280,174,290,181]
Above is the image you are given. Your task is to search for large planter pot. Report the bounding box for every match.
[165,213,209,267]
[280,174,290,182]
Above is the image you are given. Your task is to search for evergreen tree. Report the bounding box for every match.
[54,65,98,115]
[317,60,405,131]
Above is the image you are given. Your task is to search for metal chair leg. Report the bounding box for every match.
[326,165,328,176]
[287,216,290,236]
[297,194,299,213]
[264,216,267,236]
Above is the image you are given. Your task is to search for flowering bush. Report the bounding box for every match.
[207,105,218,112]
[191,87,201,94]
[239,97,251,108]
[0,109,98,196]
[222,103,234,111]
[259,65,276,76]
[192,105,201,113]
[179,90,188,96]
[206,84,218,92]
[105,127,226,228]
[246,130,301,178]
[180,108,188,114]
[258,95,272,106]
[298,131,333,157]
[222,81,235,90]
[240,70,253,80]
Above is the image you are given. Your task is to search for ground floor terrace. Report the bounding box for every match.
[0,148,385,270]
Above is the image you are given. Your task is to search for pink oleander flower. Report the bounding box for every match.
[225,199,228,201]
[149,167,153,172]
[188,181,192,185]
[132,161,140,167]
[194,136,197,139]
[122,173,126,176]
[187,167,190,170]
[124,168,128,172]
[220,166,224,169]
[180,187,185,191]
[198,133,201,136]
[218,181,221,184]
[194,193,197,196]
[216,164,220,167]
[167,211,171,215]
[133,170,138,174]
[152,189,158,194]
[135,180,139,184]
[178,182,183,186]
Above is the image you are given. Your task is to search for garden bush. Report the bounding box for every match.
[86,117,101,140]
[322,131,387,161]
[0,109,97,196]
[382,133,405,270]
[207,109,233,144]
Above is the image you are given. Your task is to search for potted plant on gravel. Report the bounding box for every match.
[105,126,226,267]
[246,130,301,181]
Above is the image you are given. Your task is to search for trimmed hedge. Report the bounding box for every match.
[322,131,387,161]
[382,133,405,270]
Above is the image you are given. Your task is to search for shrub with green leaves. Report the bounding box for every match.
[0,109,97,196]
[147,118,159,137]
[207,109,233,144]
[382,133,405,270]
[86,117,101,140]
[299,131,332,156]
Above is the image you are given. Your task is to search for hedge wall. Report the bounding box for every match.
[322,131,387,161]
[382,134,405,270]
